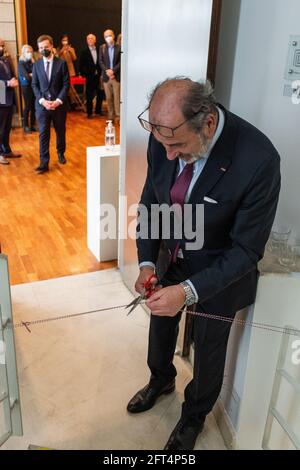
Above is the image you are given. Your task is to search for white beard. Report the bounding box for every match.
[178,132,212,163]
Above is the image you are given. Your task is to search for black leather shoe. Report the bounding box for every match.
[4,151,22,158]
[58,154,66,164]
[127,380,175,414]
[164,419,204,450]
[35,165,49,174]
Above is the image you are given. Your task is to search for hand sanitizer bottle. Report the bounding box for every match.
[105,120,116,150]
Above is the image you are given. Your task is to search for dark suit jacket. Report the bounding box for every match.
[99,43,121,82]
[137,105,281,314]
[0,56,16,107]
[79,47,101,81]
[32,57,70,107]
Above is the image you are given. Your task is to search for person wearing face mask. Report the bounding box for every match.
[57,35,77,110]
[99,29,121,122]
[32,34,70,174]
[0,38,22,165]
[18,44,37,133]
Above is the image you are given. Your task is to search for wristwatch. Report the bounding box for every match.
[180,281,197,306]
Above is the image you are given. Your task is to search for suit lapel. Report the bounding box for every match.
[105,45,109,67]
[39,59,48,83]
[49,57,58,85]
[113,45,118,67]
[157,158,178,205]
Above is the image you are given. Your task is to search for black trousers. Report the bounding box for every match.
[147,259,235,427]
[85,75,104,116]
[36,106,67,167]
[21,86,36,128]
[0,105,13,155]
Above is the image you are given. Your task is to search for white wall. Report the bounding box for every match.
[214,0,300,447]
[216,0,300,236]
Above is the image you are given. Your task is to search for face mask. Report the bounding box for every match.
[41,48,51,58]
[25,52,33,60]
[105,36,113,44]
[0,47,4,57]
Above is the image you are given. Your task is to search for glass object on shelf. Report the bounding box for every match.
[278,236,300,270]
[278,243,293,267]
[289,238,300,270]
[269,225,291,255]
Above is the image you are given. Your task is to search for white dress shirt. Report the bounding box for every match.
[89,46,97,65]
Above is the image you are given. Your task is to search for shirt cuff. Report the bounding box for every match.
[185,279,199,303]
[139,262,156,271]
[39,98,45,105]
[56,98,63,105]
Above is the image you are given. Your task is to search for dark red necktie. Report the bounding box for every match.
[170,163,194,261]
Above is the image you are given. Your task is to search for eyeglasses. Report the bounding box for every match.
[138,107,205,138]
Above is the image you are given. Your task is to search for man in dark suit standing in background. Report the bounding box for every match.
[79,34,104,119]
[32,34,69,174]
[0,38,22,166]
[127,78,281,450]
[99,29,121,122]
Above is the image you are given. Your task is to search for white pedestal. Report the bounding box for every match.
[87,145,120,262]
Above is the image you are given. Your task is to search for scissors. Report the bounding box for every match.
[126,274,159,315]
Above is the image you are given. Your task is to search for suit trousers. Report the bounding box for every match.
[36,105,67,167]
[147,258,236,426]
[103,78,120,119]
[21,86,36,128]
[86,75,104,116]
[0,105,13,155]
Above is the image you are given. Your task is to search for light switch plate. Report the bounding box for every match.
[285,35,300,80]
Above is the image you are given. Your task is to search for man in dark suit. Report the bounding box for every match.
[0,38,22,165]
[79,34,104,119]
[32,34,69,174]
[99,29,121,121]
[127,78,281,450]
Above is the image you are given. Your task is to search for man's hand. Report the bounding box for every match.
[145,285,186,317]
[42,100,53,110]
[106,69,114,79]
[7,78,18,88]
[135,266,157,295]
[49,100,61,110]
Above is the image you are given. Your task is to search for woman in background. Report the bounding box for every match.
[18,44,36,133]
[57,34,77,109]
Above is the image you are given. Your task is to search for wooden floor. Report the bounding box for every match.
[0,112,118,285]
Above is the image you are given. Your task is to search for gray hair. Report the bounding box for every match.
[148,77,217,132]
